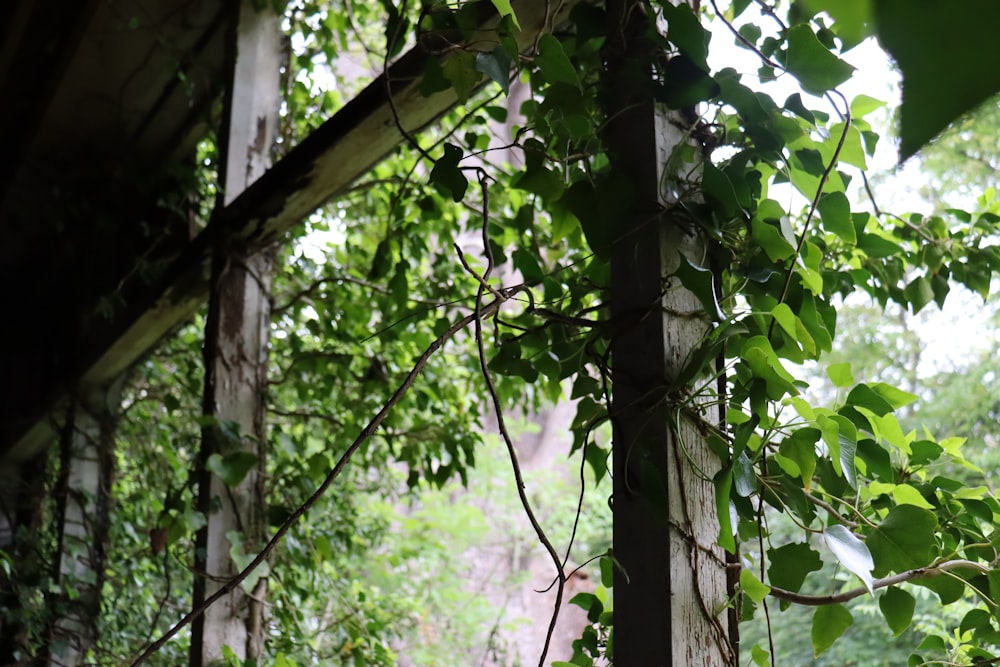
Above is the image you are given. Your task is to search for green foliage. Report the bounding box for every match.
[812,603,854,656]
[17,1,1000,665]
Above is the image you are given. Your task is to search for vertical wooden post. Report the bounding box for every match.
[48,383,120,667]
[606,1,734,665]
[190,1,280,664]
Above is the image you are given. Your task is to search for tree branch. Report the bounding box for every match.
[768,559,990,606]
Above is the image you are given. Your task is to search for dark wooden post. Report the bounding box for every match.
[606,1,734,664]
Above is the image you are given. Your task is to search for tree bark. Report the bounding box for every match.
[189,1,280,664]
[606,1,734,664]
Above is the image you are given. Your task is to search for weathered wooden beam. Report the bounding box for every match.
[1,0,580,464]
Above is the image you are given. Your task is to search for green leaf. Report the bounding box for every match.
[875,0,1000,160]
[846,383,894,416]
[817,191,856,243]
[561,175,631,260]
[770,302,816,355]
[817,414,857,488]
[794,243,822,297]
[714,469,736,553]
[827,362,854,388]
[162,394,180,412]
[784,24,855,94]
[656,55,720,108]
[569,592,603,622]
[184,508,207,533]
[767,542,823,593]
[488,342,538,382]
[850,93,886,118]
[674,255,725,322]
[857,232,902,258]
[784,93,816,123]
[891,483,935,510]
[536,34,580,89]
[880,587,916,636]
[770,303,797,339]
[961,608,993,636]
[867,505,938,576]
[741,336,798,400]
[751,645,770,667]
[916,573,964,605]
[419,57,451,96]
[870,382,918,410]
[703,163,742,218]
[206,451,258,487]
[822,525,874,595]
[828,122,868,169]
[751,218,795,261]
[429,143,468,202]
[442,52,482,102]
[778,428,819,488]
[474,48,511,95]
[733,451,756,497]
[489,0,520,29]
[512,164,564,203]
[904,276,934,313]
[369,239,392,279]
[383,2,410,58]
[661,2,712,70]
[812,603,853,656]
[800,0,872,49]
[600,553,614,589]
[740,568,771,603]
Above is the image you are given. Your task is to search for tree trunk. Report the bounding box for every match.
[189,1,280,664]
[47,383,121,666]
[606,2,735,665]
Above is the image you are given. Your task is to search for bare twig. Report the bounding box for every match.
[708,0,781,69]
[460,170,566,667]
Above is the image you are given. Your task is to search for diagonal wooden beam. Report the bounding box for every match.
[2,0,581,463]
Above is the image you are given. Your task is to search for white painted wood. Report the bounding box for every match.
[49,384,120,667]
[193,248,273,665]
[190,1,279,664]
[655,104,733,666]
[222,0,281,204]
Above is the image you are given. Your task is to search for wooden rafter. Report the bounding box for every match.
[2,0,581,463]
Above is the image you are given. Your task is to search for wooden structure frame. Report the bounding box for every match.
[0,1,733,664]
